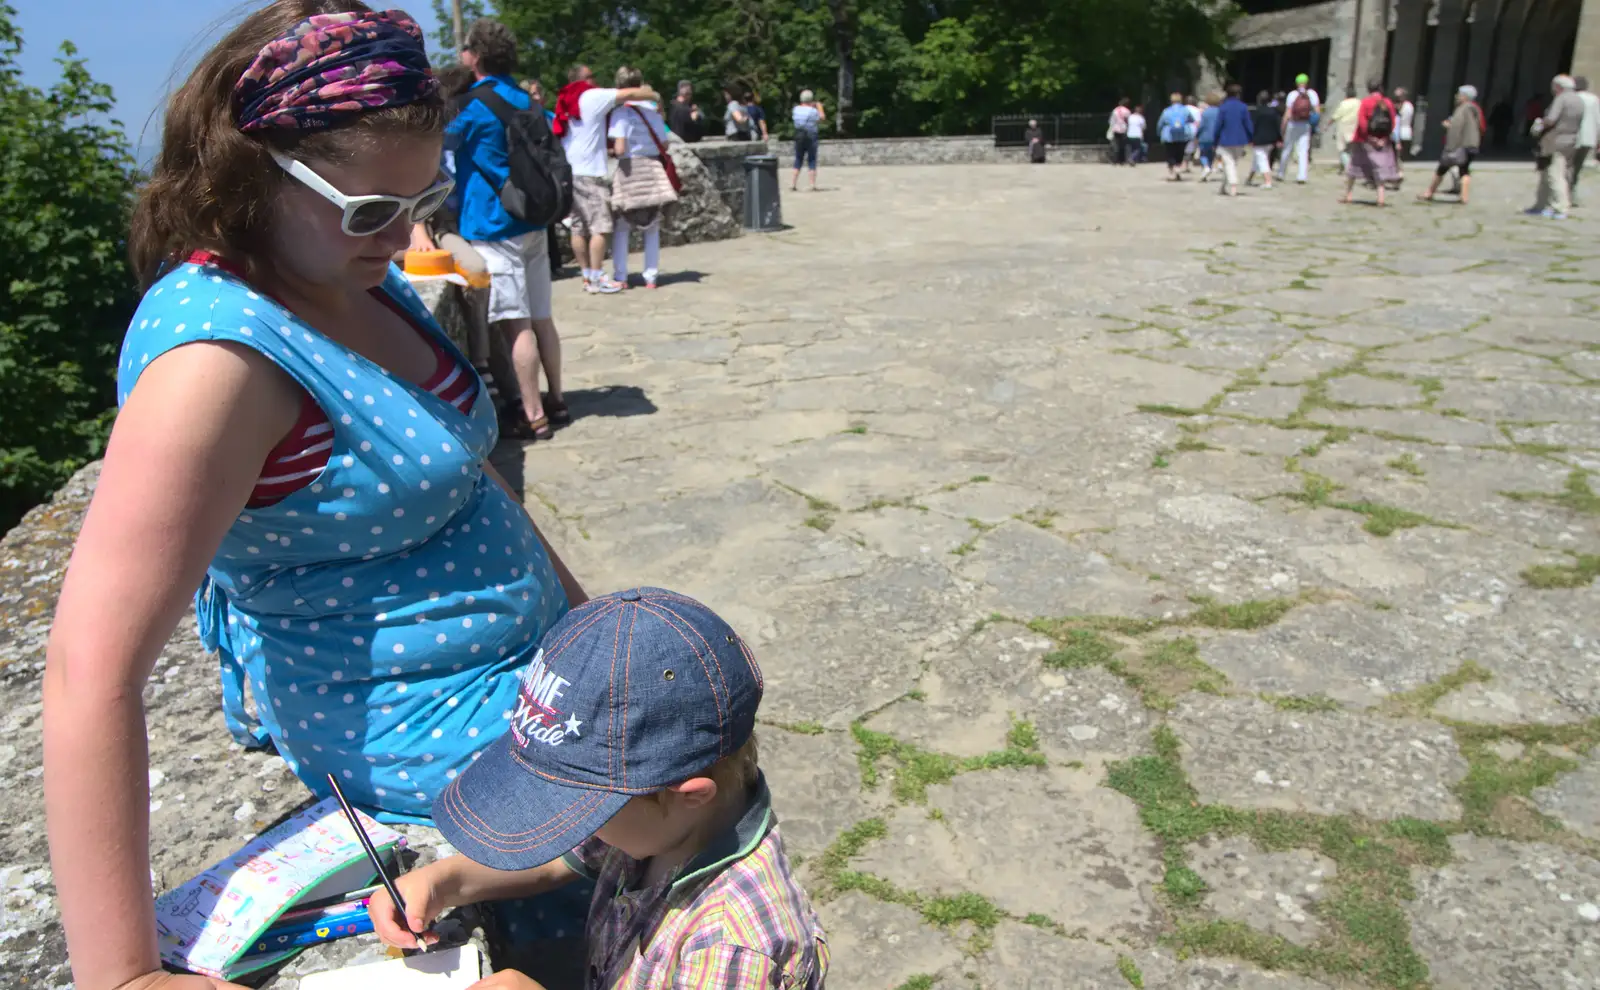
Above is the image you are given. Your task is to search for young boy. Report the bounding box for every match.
[369,588,828,989]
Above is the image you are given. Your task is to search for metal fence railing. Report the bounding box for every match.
[993,113,1110,148]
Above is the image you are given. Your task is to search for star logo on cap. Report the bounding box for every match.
[564,714,583,737]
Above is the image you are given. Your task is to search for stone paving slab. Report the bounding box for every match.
[852,768,1164,941]
[1170,695,1468,820]
[1189,835,1337,946]
[1407,836,1600,990]
[5,167,1600,988]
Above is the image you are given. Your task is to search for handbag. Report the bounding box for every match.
[1439,147,1469,168]
[632,105,683,194]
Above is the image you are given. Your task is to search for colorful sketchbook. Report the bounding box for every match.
[154,797,406,980]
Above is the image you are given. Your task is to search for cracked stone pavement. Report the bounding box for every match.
[3,164,1598,988]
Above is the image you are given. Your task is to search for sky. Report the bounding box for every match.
[15,0,448,161]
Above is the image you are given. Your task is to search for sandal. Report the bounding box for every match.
[507,415,553,442]
[545,397,572,428]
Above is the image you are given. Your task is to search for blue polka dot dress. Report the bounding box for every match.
[117,260,569,822]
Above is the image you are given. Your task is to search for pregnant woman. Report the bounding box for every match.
[41,5,584,990]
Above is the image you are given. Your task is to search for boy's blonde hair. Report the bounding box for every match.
[708,732,760,795]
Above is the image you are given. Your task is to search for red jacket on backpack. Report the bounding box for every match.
[1355,94,1396,143]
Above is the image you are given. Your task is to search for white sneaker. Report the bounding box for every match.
[591,276,624,294]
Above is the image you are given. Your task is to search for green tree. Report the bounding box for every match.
[0,3,138,531]
[428,0,489,58]
[489,0,1234,137]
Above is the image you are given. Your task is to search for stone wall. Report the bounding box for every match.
[663,138,750,245]
[684,139,768,225]
[769,134,1105,166]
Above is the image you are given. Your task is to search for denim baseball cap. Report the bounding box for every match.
[434,588,764,871]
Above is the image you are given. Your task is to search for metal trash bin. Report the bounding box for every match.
[742,154,783,231]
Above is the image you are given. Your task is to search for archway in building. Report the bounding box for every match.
[1460,0,1581,153]
[1226,39,1333,100]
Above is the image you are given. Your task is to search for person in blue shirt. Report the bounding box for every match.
[1197,93,1222,181]
[1214,82,1256,196]
[418,18,567,441]
[1157,92,1194,180]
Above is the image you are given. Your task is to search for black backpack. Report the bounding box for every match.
[467,82,573,227]
[1368,101,1394,138]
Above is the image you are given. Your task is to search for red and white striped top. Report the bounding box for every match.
[250,315,476,506]
[179,254,477,508]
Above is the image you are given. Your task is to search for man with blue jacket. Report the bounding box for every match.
[441,19,566,439]
[1214,82,1255,196]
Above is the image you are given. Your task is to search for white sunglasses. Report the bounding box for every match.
[270,149,454,236]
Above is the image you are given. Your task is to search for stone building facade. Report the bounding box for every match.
[1215,0,1599,156]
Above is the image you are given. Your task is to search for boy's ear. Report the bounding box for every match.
[668,776,719,809]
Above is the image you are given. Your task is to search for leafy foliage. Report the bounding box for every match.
[0,4,138,531]
[489,0,1236,136]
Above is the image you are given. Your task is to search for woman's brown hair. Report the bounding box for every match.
[128,0,444,287]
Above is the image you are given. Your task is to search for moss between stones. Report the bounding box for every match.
[1379,660,1492,717]
[1015,507,1059,529]
[1137,403,1201,417]
[892,976,935,990]
[1521,553,1600,589]
[767,719,826,735]
[1117,954,1145,988]
[1386,453,1425,477]
[1184,595,1303,631]
[1447,718,1600,845]
[1029,596,1329,710]
[1503,469,1600,515]
[850,719,1046,803]
[1282,463,1459,537]
[1105,724,1449,990]
[1041,628,1226,712]
[1261,692,1342,713]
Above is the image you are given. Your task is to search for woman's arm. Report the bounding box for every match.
[44,342,301,990]
[482,461,588,606]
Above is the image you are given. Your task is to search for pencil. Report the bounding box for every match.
[324,773,428,952]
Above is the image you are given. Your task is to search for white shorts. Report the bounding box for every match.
[471,232,552,323]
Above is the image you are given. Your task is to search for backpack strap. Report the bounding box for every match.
[468,82,519,128]
[631,105,671,158]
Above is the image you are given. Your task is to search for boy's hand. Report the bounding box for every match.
[469,971,548,990]
[368,864,455,950]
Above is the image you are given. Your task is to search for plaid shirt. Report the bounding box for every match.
[560,774,828,989]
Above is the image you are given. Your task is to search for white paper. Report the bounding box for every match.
[402,271,470,286]
[299,944,483,990]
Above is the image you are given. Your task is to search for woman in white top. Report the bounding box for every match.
[1126,105,1147,164]
[608,67,679,289]
[1393,87,1415,181]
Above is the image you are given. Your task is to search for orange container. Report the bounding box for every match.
[403,248,454,276]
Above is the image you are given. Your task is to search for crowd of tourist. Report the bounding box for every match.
[1105,70,1598,215]
[396,18,830,445]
